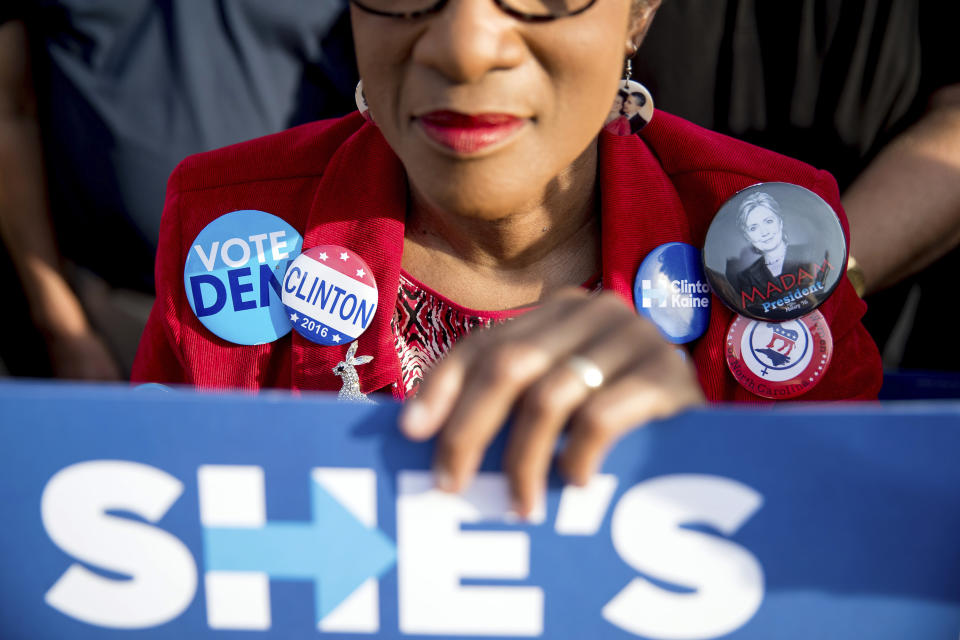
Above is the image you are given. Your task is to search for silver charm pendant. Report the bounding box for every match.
[333,341,374,403]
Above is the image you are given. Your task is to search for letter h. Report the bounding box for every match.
[641,280,669,308]
[198,466,395,632]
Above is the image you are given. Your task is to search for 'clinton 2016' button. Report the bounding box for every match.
[702,183,846,321]
[633,242,711,344]
[725,310,833,399]
[282,245,378,346]
[184,210,303,345]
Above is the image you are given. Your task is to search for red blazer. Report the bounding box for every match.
[132,110,882,401]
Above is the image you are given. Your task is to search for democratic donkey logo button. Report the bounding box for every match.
[184,210,303,345]
[725,310,833,399]
[282,245,378,346]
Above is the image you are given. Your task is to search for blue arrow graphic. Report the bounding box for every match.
[203,477,396,624]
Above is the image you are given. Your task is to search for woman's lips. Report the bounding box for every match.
[417,111,526,154]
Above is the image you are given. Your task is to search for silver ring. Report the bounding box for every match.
[566,355,604,390]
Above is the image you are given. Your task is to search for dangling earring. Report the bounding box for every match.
[355,79,374,124]
[605,55,634,137]
[619,48,654,133]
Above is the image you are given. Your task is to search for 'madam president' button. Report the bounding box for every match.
[703,183,846,321]
[184,210,303,345]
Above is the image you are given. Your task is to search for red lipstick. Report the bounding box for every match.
[418,111,525,154]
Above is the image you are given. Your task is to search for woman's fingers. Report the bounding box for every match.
[503,312,663,515]
[423,292,627,494]
[431,340,555,491]
[559,347,704,486]
[398,288,705,508]
[503,362,593,516]
[399,290,588,441]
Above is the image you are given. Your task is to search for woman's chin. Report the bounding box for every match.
[406,159,550,219]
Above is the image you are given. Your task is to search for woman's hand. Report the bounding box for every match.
[398,287,705,517]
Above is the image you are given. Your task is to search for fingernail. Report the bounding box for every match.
[529,495,546,523]
[509,501,532,522]
[568,470,590,487]
[434,469,456,492]
[400,400,434,440]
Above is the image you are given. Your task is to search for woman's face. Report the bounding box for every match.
[743,206,785,253]
[351,0,653,219]
[623,94,641,116]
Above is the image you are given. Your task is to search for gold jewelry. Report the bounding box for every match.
[847,256,866,298]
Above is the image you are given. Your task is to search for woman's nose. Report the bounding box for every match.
[411,0,526,85]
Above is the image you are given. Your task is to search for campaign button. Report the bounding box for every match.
[725,310,833,399]
[134,383,172,392]
[633,242,711,344]
[184,210,303,345]
[282,246,378,346]
[702,182,846,321]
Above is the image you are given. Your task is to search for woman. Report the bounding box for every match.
[732,192,830,311]
[133,0,881,516]
[604,91,632,135]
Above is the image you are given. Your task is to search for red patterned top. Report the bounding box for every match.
[391,272,529,399]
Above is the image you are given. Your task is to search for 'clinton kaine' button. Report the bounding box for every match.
[702,183,846,321]
[725,310,833,399]
[184,210,303,345]
[282,245,378,346]
[633,242,711,344]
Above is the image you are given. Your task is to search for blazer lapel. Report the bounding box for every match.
[293,123,407,395]
[598,128,693,301]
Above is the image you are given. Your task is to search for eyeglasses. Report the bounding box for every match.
[350,0,598,22]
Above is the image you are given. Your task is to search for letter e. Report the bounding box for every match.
[270,231,290,261]
[228,268,257,312]
[397,471,543,636]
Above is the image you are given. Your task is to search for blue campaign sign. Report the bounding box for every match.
[1,383,960,640]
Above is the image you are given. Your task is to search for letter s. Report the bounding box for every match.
[41,461,197,628]
[603,474,764,640]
